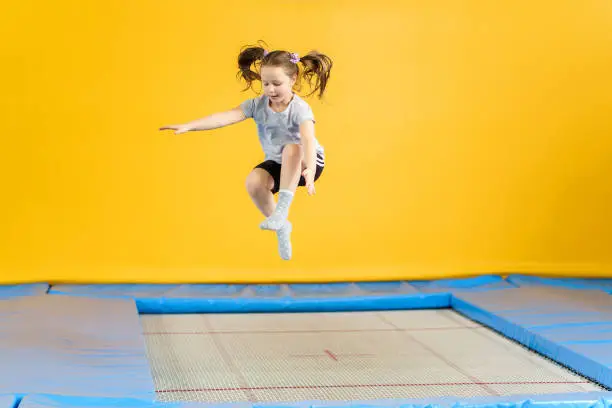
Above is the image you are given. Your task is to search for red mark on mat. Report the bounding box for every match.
[324,349,338,361]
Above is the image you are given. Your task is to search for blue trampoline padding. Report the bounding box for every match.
[452,287,612,388]
[0,295,155,399]
[0,283,49,298]
[49,282,449,313]
[506,274,612,293]
[0,395,18,408]
[18,392,612,408]
[409,275,516,293]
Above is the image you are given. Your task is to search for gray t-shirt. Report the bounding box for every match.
[240,93,325,166]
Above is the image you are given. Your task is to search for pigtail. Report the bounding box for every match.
[236,42,268,92]
[300,51,333,99]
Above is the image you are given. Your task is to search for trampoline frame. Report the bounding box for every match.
[2,274,612,408]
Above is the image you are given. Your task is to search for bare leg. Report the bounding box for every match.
[245,169,276,217]
[278,143,303,192]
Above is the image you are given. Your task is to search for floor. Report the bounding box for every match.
[140,309,604,403]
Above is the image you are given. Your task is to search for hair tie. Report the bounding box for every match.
[263,50,269,57]
[289,52,299,64]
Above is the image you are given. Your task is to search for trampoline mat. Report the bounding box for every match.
[140,310,604,403]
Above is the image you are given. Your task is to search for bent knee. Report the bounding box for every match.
[282,143,303,159]
[246,169,274,194]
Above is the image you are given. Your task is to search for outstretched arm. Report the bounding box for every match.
[160,106,246,134]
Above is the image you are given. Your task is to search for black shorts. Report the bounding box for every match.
[255,153,325,194]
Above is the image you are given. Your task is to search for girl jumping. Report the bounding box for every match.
[160,43,333,260]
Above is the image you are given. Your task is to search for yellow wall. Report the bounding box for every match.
[2,0,611,283]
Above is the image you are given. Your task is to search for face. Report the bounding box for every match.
[261,65,296,104]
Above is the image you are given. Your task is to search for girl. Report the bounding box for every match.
[160,43,333,260]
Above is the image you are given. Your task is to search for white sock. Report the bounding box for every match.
[260,189,294,231]
[276,221,292,260]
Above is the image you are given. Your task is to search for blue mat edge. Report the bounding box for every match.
[16,391,612,408]
[137,293,450,314]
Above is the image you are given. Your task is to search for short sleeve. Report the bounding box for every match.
[240,98,256,118]
[292,101,315,125]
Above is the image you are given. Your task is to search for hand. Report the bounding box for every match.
[302,168,316,195]
[159,124,192,135]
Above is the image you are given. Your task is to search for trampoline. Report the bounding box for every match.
[2,274,612,408]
